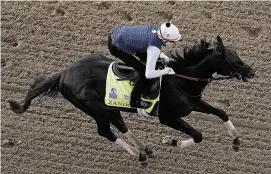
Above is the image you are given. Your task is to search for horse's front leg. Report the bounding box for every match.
[194,99,240,151]
[159,114,202,149]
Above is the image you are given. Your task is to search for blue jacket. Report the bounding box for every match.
[111,25,163,55]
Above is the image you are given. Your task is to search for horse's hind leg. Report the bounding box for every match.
[93,112,148,167]
[61,88,148,167]
[72,106,147,167]
[109,111,155,158]
[124,131,155,158]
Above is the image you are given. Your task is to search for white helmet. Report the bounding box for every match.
[157,22,182,42]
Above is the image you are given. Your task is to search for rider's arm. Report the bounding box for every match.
[145,46,168,79]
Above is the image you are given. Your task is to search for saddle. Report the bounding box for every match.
[112,59,161,100]
[112,59,138,81]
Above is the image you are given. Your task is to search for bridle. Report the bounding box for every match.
[158,44,247,97]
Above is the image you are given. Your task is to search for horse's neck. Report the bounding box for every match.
[171,57,216,97]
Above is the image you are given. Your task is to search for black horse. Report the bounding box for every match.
[9,36,255,167]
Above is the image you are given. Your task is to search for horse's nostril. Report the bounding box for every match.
[249,73,255,78]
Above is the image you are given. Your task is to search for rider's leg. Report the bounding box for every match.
[130,52,152,108]
[130,74,151,108]
[107,34,151,109]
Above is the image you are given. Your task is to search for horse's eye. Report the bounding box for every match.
[238,62,244,66]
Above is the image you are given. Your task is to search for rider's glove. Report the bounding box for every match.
[159,52,170,63]
[164,67,175,75]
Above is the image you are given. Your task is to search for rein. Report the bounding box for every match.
[174,74,234,82]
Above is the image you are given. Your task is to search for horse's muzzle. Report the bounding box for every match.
[241,64,255,82]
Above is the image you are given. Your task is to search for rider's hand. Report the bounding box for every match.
[159,52,170,63]
[164,67,175,75]
[163,57,170,64]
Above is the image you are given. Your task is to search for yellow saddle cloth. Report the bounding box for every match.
[104,62,161,114]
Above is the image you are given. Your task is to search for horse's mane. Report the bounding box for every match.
[171,39,213,67]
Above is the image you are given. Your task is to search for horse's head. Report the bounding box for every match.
[212,36,255,81]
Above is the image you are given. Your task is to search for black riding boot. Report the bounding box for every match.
[130,76,152,109]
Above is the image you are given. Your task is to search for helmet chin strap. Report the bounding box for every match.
[153,29,170,46]
[165,42,173,46]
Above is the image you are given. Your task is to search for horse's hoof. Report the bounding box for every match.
[162,136,172,144]
[138,152,148,167]
[145,145,156,159]
[232,138,240,152]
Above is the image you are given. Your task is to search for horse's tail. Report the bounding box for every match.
[9,73,62,114]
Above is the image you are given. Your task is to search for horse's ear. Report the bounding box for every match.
[216,35,225,56]
[201,39,210,49]
[217,35,223,46]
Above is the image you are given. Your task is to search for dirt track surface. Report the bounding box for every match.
[1,1,271,174]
